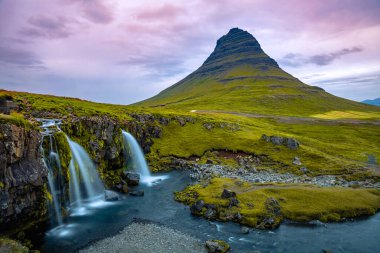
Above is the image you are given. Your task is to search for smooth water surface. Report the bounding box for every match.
[40,170,380,253]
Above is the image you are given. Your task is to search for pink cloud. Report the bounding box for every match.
[135,4,186,21]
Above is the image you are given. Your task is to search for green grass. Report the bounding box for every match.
[150,112,380,178]
[0,112,32,128]
[137,65,380,118]
[176,178,380,227]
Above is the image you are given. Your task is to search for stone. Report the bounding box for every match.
[129,190,144,197]
[241,226,250,234]
[205,240,230,253]
[261,134,300,150]
[204,207,217,220]
[300,167,308,174]
[190,200,205,215]
[122,172,140,186]
[228,197,239,208]
[122,184,129,193]
[221,189,236,199]
[293,157,302,165]
[104,190,119,201]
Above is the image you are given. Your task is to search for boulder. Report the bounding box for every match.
[104,190,119,201]
[205,240,230,253]
[293,157,302,166]
[122,184,129,193]
[122,172,140,186]
[241,226,250,234]
[221,189,236,199]
[261,134,300,150]
[204,207,217,220]
[129,190,144,197]
[190,200,205,215]
[300,167,308,174]
[228,197,239,208]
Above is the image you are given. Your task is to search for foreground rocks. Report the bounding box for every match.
[79,223,207,253]
[205,240,230,253]
[122,172,140,186]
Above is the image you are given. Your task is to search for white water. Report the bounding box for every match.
[66,136,104,200]
[39,119,110,228]
[121,130,168,186]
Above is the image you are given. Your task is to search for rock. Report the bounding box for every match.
[204,207,217,220]
[206,159,214,164]
[322,250,332,253]
[122,184,129,193]
[261,134,300,150]
[293,157,302,166]
[241,226,250,234]
[265,197,281,216]
[221,189,236,199]
[205,240,230,253]
[203,123,213,130]
[190,200,205,215]
[129,190,144,197]
[104,190,119,201]
[122,172,140,186]
[300,167,308,174]
[228,197,239,208]
[234,212,242,221]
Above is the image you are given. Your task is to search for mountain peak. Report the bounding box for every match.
[200,28,278,75]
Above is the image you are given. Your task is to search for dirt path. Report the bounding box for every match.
[191,110,380,125]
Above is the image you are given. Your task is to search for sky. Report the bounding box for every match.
[0,0,379,104]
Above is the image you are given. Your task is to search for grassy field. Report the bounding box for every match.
[1,90,379,180]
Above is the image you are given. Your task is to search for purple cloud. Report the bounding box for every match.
[20,15,72,39]
[61,0,114,24]
[0,44,44,69]
[280,47,364,67]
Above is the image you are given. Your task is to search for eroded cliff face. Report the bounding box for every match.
[0,123,48,232]
[60,114,163,188]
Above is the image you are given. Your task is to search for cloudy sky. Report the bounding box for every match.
[0,0,379,104]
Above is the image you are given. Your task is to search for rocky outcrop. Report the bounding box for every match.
[61,114,162,188]
[0,123,48,232]
[261,134,300,150]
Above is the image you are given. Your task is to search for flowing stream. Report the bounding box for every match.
[33,123,380,252]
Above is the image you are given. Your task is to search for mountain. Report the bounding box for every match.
[138,28,378,117]
[362,98,380,106]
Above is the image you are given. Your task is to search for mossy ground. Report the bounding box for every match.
[176,178,380,228]
[0,237,29,253]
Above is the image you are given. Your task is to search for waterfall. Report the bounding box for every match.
[66,136,104,200]
[38,119,106,227]
[122,130,168,185]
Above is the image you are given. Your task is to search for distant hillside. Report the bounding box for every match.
[137,28,380,117]
[362,98,380,106]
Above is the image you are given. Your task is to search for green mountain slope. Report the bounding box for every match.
[138,28,380,118]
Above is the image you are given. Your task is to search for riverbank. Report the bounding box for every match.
[79,222,207,253]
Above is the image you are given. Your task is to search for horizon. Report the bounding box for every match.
[1,0,380,104]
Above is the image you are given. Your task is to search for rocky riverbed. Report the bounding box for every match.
[182,160,380,188]
[79,222,207,253]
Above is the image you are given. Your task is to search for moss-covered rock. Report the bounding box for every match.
[176,178,380,229]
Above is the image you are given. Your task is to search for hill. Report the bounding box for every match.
[138,28,380,118]
[362,98,380,107]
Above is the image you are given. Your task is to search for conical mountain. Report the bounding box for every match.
[138,28,379,116]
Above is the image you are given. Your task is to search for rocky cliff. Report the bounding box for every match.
[0,123,48,232]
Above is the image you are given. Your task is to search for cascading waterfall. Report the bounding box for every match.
[66,136,104,202]
[38,119,106,227]
[39,119,64,226]
[122,130,168,185]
